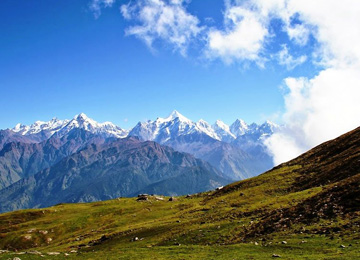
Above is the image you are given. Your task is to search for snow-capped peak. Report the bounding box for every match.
[234,119,248,128]
[11,113,128,139]
[230,119,249,137]
[12,117,69,135]
[158,110,191,123]
[58,113,128,138]
[10,111,279,148]
[258,120,279,134]
[129,111,217,143]
[75,112,90,121]
[13,123,27,132]
[68,113,98,129]
[195,119,219,140]
[214,120,229,130]
[212,120,236,142]
[197,119,211,127]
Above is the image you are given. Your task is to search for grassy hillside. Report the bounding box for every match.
[1,127,360,259]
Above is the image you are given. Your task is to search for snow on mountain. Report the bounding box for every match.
[129,110,279,144]
[127,111,281,180]
[7,111,279,181]
[212,120,236,142]
[130,110,208,143]
[12,118,69,136]
[57,113,128,138]
[232,120,280,159]
[9,111,279,145]
[195,119,219,140]
[158,110,192,124]
[129,110,229,143]
[154,110,194,143]
[244,121,280,141]
[230,119,249,137]
[229,119,280,139]
[11,113,128,139]
[257,120,279,136]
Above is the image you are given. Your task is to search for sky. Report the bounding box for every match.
[1,0,360,164]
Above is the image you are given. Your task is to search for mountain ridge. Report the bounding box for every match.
[8,111,278,144]
[0,128,113,190]
[2,111,279,181]
[0,136,230,213]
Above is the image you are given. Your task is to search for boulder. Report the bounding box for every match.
[169,197,177,201]
[137,195,148,201]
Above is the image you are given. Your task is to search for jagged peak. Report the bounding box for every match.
[69,113,102,129]
[263,120,278,126]
[233,118,247,125]
[213,120,230,130]
[49,117,61,123]
[74,112,90,121]
[230,119,249,130]
[197,119,210,125]
[258,120,279,133]
[10,113,127,138]
[101,121,116,126]
[33,120,45,125]
[158,110,192,123]
[13,123,25,130]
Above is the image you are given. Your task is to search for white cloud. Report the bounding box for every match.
[277,44,307,70]
[120,0,203,56]
[286,23,310,46]
[206,5,269,65]
[89,0,116,18]
[204,0,311,65]
[264,0,360,164]
[286,0,360,67]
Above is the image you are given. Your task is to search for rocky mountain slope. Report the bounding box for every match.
[0,137,229,213]
[0,129,36,151]
[0,128,111,190]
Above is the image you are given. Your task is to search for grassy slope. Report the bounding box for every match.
[1,128,360,259]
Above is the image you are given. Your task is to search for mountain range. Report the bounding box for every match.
[9,111,276,147]
[0,135,229,212]
[0,111,278,212]
[0,125,359,259]
[127,111,278,180]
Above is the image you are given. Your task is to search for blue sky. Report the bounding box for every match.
[1,0,360,164]
[0,0,317,129]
